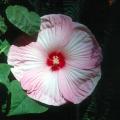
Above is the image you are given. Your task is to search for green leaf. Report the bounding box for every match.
[8,80,48,116]
[0,64,10,114]
[0,83,9,114]
[0,39,10,55]
[0,16,7,35]
[0,63,10,86]
[6,5,40,35]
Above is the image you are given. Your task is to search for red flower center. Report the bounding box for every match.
[46,51,65,71]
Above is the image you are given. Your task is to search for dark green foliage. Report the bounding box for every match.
[0,39,10,55]
[6,5,40,36]
[0,16,7,36]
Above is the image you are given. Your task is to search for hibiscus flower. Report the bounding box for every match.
[7,14,102,106]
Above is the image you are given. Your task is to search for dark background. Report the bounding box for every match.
[0,0,120,120]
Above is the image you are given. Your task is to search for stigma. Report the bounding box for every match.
[46,51,65,71]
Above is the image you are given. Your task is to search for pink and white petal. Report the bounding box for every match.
[21,67,66,106]
[37,15,74,51]
[64,27,102,69]
[72,22,94,35]
[58,66,101,104]
[72,22,101,48]
[7,42,47,81]
[40,14,72,30]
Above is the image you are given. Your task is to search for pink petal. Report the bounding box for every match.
[58,66,101,104]
[21,68,66,106]
[7,42,47,81]
[58,22,102,103]
[40,14,72,30]
[64,23,102,69]
[37,14,74,51]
